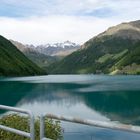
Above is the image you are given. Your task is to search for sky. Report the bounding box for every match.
[0,0,140,45]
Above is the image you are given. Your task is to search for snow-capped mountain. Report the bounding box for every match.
[10,40,80,70]
[34,41,80,56]
[37,41,77,48]
[11,40,80,56]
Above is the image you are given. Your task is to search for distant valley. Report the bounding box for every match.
[10,40,80,68]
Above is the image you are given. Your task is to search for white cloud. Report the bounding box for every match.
[0,16,121,45]
[0,0,139,44]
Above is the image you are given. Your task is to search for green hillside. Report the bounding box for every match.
[24,49,59,68]
[47,20,140,75]
[0,35,46,76]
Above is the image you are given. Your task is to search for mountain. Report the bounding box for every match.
[34,41,80,56]
[47,20,140,75]
[10,40,57,68]
[0,35,46,76]
[10,40,80,68]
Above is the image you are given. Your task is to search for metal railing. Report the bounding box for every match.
[40,113,140,140]
[0,105,35,140]
[1,105,140,140]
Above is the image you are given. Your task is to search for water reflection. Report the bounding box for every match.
[0,75,140,125]
[0,75,140,139]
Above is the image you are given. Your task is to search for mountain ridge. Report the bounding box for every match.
[10,40,80,69]
[47,20,140,75]
[32,41,80,56]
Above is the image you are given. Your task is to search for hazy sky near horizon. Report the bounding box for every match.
[0,0,140,45]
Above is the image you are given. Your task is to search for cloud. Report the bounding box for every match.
[0,0,139,18]
[0,16,119,45]
[0,0,139,44]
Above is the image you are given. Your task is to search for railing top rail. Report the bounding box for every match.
[0,105,32,116]
[43,113,140,134]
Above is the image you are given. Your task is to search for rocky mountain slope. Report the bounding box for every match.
[47,20,140,75]
[0,35,46,76]
[28,41,80,56]
[11,40,80,68]
[10,40,57,68]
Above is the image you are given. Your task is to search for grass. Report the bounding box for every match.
[113,49,128,59]
[97,54,113,63]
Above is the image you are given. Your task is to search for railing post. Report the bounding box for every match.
[40,114,45,140]
[30,112,35,140]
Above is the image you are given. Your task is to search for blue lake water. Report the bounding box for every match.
[0,75,140,140]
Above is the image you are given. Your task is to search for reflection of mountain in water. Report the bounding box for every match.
[17,83,86,106]
[14,82,140,125]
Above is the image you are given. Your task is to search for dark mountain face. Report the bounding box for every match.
[0,35,46,76]
[47,20,140,75]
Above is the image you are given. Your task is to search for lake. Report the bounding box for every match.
[0,75,140,140]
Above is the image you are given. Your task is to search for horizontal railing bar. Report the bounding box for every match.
[42,138,53,140]
[0,105,31,115]
[0,125,30,138]
[45,114,140,134]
